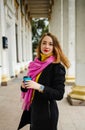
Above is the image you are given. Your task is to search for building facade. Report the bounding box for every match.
[49,0,85,87]
[0,0,85,90]
[49,0,85,102]
[0,0,32,85]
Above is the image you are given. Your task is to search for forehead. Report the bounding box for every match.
[42,36,53,42]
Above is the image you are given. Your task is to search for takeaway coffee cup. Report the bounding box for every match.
[23,76,31,82]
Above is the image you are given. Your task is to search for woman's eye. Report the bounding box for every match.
[42,42,46,45]
[42,42,53,46]
[49,43,53,46]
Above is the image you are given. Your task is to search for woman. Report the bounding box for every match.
[18,32,70,130]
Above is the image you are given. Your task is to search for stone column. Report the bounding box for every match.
[67,0,75,81]
[63,0,69,81]
[0,0,9,86]
[18,7,22,62]
[26,21,32,61]
[75,0,85,86]
[67,0,85,106]
[28,21,32,61]
[63,0,68,57]
[50,0,75,83]
[0,1,3,83]
[49,0,62,43]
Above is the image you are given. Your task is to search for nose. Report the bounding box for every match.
[45,43,49,48]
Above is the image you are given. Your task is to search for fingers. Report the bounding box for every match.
[24,80,35,89]
[21,81,30,89]
[22,80,41,91]
[21,81,26,88]
[25,80,33,88]
[23,80,31,89]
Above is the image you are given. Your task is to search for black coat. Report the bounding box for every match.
[18,63,66,130]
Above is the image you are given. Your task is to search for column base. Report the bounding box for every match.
[1,82,7,86]
[1,74,9,86]
[67,86,85,106]
[65,76,75,85]
[15,70,19,77]
[20,67,24,73]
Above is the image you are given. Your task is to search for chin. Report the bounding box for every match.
[43,52,49,55]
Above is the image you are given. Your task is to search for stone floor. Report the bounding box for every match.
[0,71,85,130]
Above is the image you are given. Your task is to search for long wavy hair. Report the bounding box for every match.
[36,32,70,68]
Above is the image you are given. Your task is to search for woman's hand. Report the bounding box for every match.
[21,81,26,88]
[24,80,41,91]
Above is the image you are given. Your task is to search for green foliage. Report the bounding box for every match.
[31,18,49,57]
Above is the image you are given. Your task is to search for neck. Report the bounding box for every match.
[40,53,53,61]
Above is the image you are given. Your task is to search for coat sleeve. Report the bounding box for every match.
[42,64,66,100]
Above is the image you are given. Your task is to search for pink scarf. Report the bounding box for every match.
[21,56,55,110]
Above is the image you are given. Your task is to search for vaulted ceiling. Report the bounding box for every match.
[24,0,54,19]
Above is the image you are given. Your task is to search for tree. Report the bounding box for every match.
[31,18,49,58]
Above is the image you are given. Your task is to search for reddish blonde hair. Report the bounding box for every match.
[37,32,70,68]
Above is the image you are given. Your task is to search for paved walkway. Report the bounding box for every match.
[0,71,85,130]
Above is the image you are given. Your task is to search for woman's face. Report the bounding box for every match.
[41,36,53,55]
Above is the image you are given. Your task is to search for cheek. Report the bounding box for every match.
[50,46,53,51]
[41,44,44,50]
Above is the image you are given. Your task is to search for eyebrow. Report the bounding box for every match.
[42,40,53,44]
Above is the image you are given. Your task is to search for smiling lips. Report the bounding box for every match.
[44,49,49,52]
